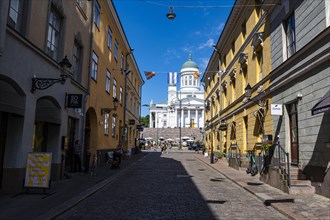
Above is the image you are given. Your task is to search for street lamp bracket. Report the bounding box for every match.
[31,56,72,93]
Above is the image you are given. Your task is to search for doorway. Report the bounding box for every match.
[288,102,299,165]
[65,117,77,172]
[0,112,8,189]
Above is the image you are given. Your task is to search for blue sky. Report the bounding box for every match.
[113,1,234,116]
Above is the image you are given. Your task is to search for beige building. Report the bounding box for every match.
[0,0,92,192]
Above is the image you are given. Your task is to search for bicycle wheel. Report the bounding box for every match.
[251,163,258,176]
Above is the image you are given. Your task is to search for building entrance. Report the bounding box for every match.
[0,112,8,189]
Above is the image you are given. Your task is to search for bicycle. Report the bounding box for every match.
[246,150,258,176]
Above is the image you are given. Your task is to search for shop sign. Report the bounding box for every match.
[271,104,283,116]
[66,94,82,108]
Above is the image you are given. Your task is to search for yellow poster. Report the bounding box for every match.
[24,152,52,188]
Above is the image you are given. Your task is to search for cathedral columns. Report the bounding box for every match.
[188,109,191,127]
[195,109,198,128]
[181,109,184,128]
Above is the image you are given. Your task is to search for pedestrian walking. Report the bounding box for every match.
[74,140,82,173]
[90,153,97,176]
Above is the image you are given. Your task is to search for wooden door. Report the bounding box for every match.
[288,102,299,165]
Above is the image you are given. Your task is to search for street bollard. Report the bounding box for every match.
[210,152,214,164]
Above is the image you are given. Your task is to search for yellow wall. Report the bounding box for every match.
[87,0,129,151]
[204,3,273,156]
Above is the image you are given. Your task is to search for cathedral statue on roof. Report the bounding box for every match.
[148,53,205,129]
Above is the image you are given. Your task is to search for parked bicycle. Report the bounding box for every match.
[246,150,258,176]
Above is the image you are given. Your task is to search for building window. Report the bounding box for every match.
[73,40,82,82]
[91,52,98,80]
[112,115,116,137]
[285,13,296,58]
[231,41,235,56]
[121,53,124,70]
[241,21,246,39]
[113,79,117,98]
[104,113,109,135]
[189,76,192,85]
[94,1,100,29]
[114,40,118,60]
[106,70,111,93]
[119,87,123,104]
[107,27,112,50]
[8,0,27,33]
[46,8,61,60]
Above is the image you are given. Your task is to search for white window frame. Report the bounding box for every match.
[73,40,81,81]
[94,1,100,28]
[114,39,118,60]
[121,53,124,70]
[113,79,117,98]
[104,113,109,135]
[106,70,111,93]
[91,52,98,80]
[107,26,112,50]
[112,115,116,137]
[119,87,123,104]
[285,13,296,58]
[46,8,61,60]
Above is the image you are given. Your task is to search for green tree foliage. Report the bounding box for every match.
[139,115,149,127]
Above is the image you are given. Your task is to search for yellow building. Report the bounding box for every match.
[85,0,142,164]
[203,0,276,168]
[125,55,144,153]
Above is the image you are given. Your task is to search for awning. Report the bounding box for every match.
[311,90,330,115]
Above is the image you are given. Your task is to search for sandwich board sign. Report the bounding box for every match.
[24,152,52,189]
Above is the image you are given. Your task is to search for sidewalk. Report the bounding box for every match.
[194,153,330,220]
[0,152,149,220]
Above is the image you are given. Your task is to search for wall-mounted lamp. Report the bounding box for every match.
[101,97,119,115]
[166,6,176,20]
[244,83,268,108]
[31,56,72,93]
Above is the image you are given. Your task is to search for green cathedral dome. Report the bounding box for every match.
[181,53,198,69]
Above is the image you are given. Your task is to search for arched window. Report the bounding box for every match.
[189,76,192,85]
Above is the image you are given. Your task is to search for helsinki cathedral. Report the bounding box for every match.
[148,54,205,129]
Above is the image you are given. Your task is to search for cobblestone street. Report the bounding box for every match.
[57,151,288,220]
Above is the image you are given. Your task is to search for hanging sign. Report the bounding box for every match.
[66,94,82,108]
[24,152,52,188]
[271,104,283,116]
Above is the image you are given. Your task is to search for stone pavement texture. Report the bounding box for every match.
[0,148,329,220]
[0,152,148,220]
[56,151,288,220]
[194,153,330,220]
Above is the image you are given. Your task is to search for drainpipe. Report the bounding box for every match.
[81,0,95,172]
[123,49,133,150]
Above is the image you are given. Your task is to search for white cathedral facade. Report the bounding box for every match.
[149,54,205,129]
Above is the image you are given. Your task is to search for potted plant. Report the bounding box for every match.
[218,152,225,159]
[262,143,272,156]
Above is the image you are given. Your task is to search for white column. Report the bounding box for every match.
[195,109,198,128]
[149,112,153,128]
[174,108,178,128]
[181,109,184,128]
[188,109,191,127]
[167,109,170,128]
[155,112,158,128]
